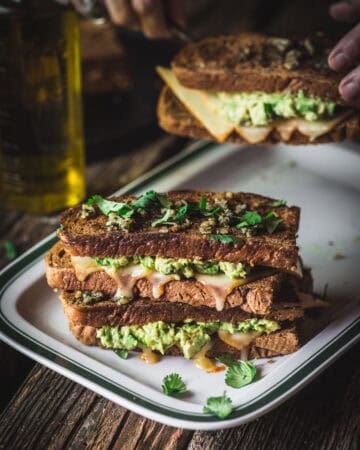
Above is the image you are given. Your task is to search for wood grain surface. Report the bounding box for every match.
[1,0,359,448]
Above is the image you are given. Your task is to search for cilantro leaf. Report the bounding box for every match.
[216,354,238,367]
[88,195,133,217]
[203,392,233,419]
[264,211,283,234]
[162,373,187,397]
[114,350,129,359]
[4,240,17,261]
[199,195,207,210]
[174,203,198,222]
[225,361,257,389]
[268,199,287,207]
[236,211,262,229]
[132,190,171,210]
[202,206,222,217]
[151,209,175,227]
[209,235,244,245]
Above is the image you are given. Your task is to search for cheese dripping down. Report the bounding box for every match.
[193,342,225,373]
[70,256,275,311]
[218,330,262,361]
[157,66,353,143]
[138,345,161,364]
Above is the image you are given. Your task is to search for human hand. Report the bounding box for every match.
[328,0,360,107]
[69,0,186,39]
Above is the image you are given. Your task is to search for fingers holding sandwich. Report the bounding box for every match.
[104,0,185,39]
[328,17,360,107]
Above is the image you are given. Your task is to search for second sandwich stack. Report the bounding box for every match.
[46,190,323,368]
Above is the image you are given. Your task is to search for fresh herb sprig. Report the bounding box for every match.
[225,361,257,389]
[162,373,187,397]
[236,210,283,234]
[203,392,233,419]
[4,240,17,262]
[114,350,129,359]
[88,191,170,219]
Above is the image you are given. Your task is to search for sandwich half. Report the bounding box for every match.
[157,33,360,145]
[47,190,326,368]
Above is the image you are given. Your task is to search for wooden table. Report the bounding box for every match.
[1,1,359,448]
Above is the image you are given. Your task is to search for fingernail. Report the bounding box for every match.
[341,79,360,101]
[329,51,349,70]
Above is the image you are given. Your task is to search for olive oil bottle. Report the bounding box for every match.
[0,2,85,214]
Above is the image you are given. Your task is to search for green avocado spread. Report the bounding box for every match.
[216,90,338,126]
[94,256,250,280]
[96,319,280,359]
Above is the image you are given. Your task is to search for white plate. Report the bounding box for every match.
[1,141,360,431]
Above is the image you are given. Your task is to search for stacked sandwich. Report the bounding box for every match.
[46,190,325,368]
[157,32,360,145]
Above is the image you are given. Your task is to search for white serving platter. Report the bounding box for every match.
[1,140,359,431]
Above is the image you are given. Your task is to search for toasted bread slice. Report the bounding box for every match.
[58,191,300,273]
[171,33,344,102]
[158,86,360,145]
[69,321,301,358]
[60,291,304,328]
[46,242,309,315]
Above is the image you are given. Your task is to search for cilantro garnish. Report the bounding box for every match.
[198,195,222,217]
[264,211,283,234]
[225,361,256,389]
[88,195,133,217]
[216,354,238,367]
[151,209,175,227]
[162,373,187,397]
[236,211,262,229]
[236,210,283,234]
[4,240,17,262]
[209,235,244,245]
[132,190,171,210]
[268,199,287,207]
[114,350,129,359]
[203,392,233,419]
[199,195,207,210]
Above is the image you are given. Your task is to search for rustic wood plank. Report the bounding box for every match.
[189,342,360,450]
[0,365,192,450]
[110,413,192,450]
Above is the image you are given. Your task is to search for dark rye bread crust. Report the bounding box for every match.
[158,86,360,145]
[60,291,304,328]
[69,321,300,358]
[47,243,311,315]
[58,191,300,273]
[171,33,345,103]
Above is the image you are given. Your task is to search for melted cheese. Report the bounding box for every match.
[195,268,274,311]
[157,66,233,141]
[218,330,261,360]
[157,66,353,143]
[139,345,160,364]
[235,125,272,143]
[71,256,100,282]
[71,256,273,309]
[193,342,225,373]
[196,274,245,311]
[298,292,329,309]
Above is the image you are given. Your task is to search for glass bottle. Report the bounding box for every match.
[0,1,85,214]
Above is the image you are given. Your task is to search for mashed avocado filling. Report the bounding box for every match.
[216,90,338,126]
[97,319,280,359]
[94,256,250,280]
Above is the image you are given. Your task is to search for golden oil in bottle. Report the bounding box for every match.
[0,3,85,214]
